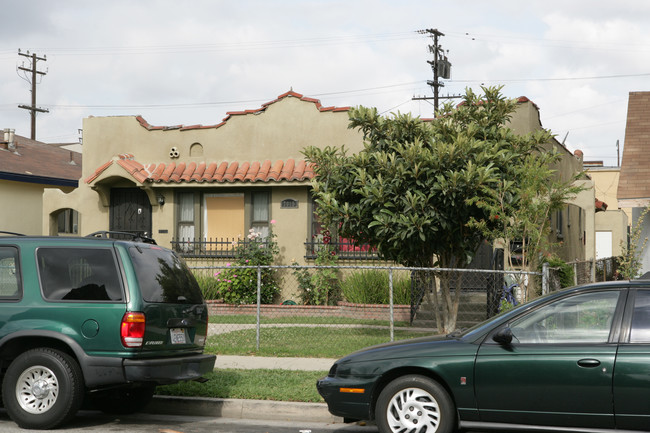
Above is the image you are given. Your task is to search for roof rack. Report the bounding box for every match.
[0,231,26,236]
[85,231,157,245]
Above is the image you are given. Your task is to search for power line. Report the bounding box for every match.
[449,72,650,84]
[5,31,422,57]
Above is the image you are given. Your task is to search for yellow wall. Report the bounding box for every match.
[1,179,73,235]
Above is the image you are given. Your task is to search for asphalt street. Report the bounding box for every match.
[0,410,377,433]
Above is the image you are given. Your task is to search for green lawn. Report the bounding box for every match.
[156,369,326,403]
[210,314,410,327]
[206,325,430,358]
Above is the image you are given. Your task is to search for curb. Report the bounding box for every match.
[147,395,343,423]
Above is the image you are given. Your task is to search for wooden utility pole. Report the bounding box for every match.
[17,50,49,140]
[413,29,460,116]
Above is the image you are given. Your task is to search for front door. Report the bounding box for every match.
[475,290,624,429]
[110,188,152,237]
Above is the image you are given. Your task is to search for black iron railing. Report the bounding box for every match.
[304,238,378,260]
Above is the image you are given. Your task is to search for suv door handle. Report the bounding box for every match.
[577,358,601,368]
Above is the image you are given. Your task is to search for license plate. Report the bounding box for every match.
[170,328,186,344]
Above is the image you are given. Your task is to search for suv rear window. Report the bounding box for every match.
[128,245,203,304]
[37,248,124,301]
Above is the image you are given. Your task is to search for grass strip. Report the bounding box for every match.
[156,369,326,403]
[206,326,429,358]
[210,314,410,327]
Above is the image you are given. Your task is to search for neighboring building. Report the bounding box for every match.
[585,163,629,259]
[0,129,81,235]
[508,97,598,263]
[618,91,650,274]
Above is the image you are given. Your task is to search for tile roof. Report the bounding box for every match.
[135,90,350,132]
[619,92,650,200]
[85,154,314,185]
[0,134,82,187]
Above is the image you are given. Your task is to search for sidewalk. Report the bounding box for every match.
[216,355,336,371]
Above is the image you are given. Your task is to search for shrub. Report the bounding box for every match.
[292,240,341,306]
[341,269,410,305]
[213,224,281,304]
[542,254,575,288]
[194,273,221,300]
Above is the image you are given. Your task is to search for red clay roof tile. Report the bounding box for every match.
[86,157,315,185]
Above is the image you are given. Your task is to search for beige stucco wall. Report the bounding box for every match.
[595,210,628,257]
[1,179,73,235]
[81,96,363,181]
[588,167,632,221]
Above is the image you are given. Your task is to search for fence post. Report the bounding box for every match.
[389,268,394,342]
[256,266,261,351]
[542,262,549,295]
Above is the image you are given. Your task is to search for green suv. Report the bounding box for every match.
[0,231,215,429]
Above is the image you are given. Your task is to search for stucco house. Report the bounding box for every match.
[585,163,629,259]
[42,91,598,277]
[0,129,81,235]
[506,97,600,265]
[43,91,364,266]
[618,91,650,275]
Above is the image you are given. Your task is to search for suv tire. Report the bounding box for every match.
[2,348,84,429]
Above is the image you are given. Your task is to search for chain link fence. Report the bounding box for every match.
[191,264,544,358]
[567,256,621,285]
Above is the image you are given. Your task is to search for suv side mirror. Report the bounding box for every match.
[493,327,513,345]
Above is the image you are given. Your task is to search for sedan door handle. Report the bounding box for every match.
[577,358,601,368]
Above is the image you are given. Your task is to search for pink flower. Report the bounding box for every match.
[270,219,276,224]
[226,263,231,267]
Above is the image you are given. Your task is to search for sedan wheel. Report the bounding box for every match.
[376,375,454,433]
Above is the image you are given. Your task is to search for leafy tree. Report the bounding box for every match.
[305,86,554,332]
[618,206,650,280]
[468,145,585,300]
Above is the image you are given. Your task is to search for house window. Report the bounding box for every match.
[251,192,270,238]
[178,192,195,240]
[57,209,79,235]
[173,190,271,255]
[203,193,245,242]
[556,209,564,239]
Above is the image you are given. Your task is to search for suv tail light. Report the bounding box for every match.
[121,312,145,348]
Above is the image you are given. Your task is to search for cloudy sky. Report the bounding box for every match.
[1,0,648,166]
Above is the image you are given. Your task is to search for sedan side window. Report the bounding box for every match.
[629,290,650,343]
[510,291,620,344]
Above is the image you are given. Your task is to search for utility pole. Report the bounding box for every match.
[413,29,461,116]
[17,49,49,140]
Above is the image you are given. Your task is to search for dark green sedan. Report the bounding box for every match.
[317,281,650,433]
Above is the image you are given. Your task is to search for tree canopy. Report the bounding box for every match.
[304,86,554,270]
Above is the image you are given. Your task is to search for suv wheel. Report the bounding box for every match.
[2,348,84,429]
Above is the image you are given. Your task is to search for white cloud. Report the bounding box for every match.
[0,0,648,164]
